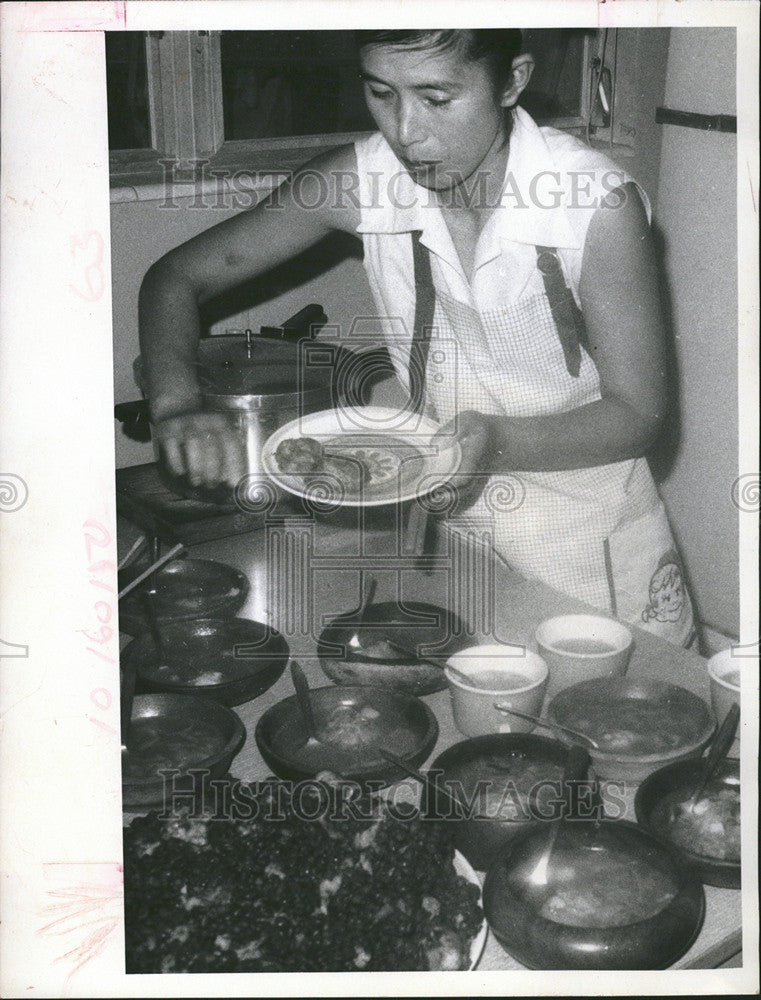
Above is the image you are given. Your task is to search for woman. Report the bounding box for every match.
[139,28,694,645]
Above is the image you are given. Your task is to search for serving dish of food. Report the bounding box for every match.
[254,684,439,785]
[634,756,741,888]
[122,617,290,707]
[547,677,715,782]
[260,406,461,507]
[123,783,486,972]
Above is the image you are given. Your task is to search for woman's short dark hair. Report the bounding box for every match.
[354,29,523,90]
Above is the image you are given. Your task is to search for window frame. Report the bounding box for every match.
[109,29,600,192]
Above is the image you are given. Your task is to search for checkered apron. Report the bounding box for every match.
[418,272,695,647]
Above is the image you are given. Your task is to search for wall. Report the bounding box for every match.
[654,27,738,640]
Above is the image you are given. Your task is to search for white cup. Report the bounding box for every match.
[535,614,633,699]
[444,644,549,737]
[706,647,741,728]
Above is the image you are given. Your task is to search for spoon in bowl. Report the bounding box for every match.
[349,634,474,687]
[526,743,592,888]
[684,701,740,813]
[492,704,600,750]
[289,660,323,749]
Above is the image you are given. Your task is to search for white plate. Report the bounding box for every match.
[261,406,462,507]
[453,849,488,971]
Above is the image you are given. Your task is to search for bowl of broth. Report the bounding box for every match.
[444,645,549,737]
[426,733,572,870]
[548,677,715,782]
[482,818,705,969]
[122,693,246,809]
[535,614,633,699]
[254,685,439,786]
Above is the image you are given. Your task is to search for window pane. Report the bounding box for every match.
[522,29,591,120]
[105,32,151,150]
[220,29,592,142]
[221,31,373,140]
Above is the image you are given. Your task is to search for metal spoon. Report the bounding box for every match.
[527,744,591,888]
[492,704,600,750]
[142,590,165,663]
[349,634,474,687]
[374,749,469,820]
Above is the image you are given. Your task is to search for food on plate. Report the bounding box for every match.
[522,842,679,928]
[443,752,566,822]
[274,436,364,491]
[273,435,325,474]
[651,785,741,861]
[273,435,414,496]
[123,783,484,972]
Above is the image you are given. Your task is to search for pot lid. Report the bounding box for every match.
[197,335,334,401]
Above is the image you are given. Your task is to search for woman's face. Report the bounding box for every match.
[359,41,512,195]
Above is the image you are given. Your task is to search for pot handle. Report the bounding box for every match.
[259,303,328,343]
[114,400,152,442]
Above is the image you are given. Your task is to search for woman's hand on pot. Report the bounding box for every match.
[152,411,246,489]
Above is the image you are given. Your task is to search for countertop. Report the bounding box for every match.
[118,505,743,971]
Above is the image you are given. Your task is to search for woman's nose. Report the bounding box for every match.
[397,100,425,148]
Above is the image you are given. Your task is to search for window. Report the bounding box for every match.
[107,29,601,187]
[105,32,151,150]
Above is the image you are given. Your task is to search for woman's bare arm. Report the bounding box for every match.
[451,182,669,478]
[138,144,360,487]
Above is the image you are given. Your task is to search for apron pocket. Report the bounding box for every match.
[605,502,696,648]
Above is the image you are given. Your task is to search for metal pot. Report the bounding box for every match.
[127,305,393,507]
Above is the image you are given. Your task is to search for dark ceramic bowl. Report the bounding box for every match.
[634,756,740,888]
[255,684,438,786]
[317,601,470,695]
[122,693,246,810]
[483,818,705,970]
[118,558,249,635]
[426,734,577,871]
[123,618,289,707]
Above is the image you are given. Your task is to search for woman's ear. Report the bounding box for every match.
[500,53,535,107]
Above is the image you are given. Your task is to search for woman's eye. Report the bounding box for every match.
[424,95,451,108]
[368,88,393,101]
